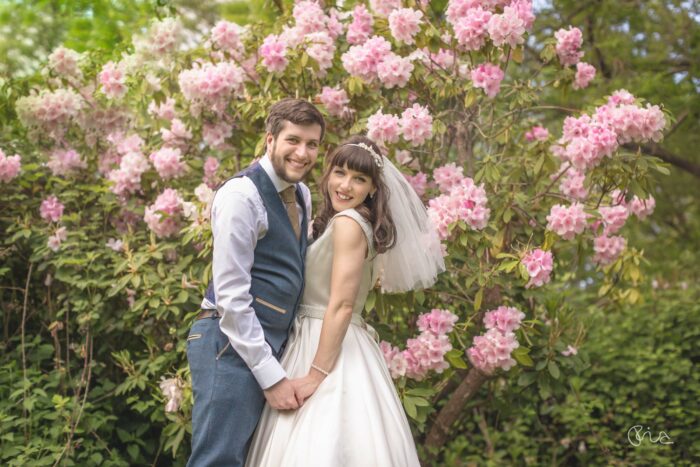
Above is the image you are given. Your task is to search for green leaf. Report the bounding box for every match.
[548,361,560,380]
[513,347,534,367]
[403,396,417,419]
[364,290,376,312]
[445,349,468,369]
[473,288,483,311]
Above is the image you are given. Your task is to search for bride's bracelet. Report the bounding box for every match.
[310,363,329,377]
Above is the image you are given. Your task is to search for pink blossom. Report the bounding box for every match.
[47,148,86,176]
[148,97,177,121]
[293,0,327,35]
[48,46,82,78]
[452,8,492,50]
[487,6,526,48]
[628,195,655,220]
[525,126,549,142]
[259,34,288,73]
[471,63,505,99]
[484,306,526,333]
[40,195,64,222]
[16,89,83,134]
[318,86,351,118]
[377,53,414,89]
[546,202,589,240]
[561,345,578,356]
[47,227,68,252]
[598,205,628,235]
[341,36,392,82]
[346,4,373,45]
[160,118,192,148]
[145,18,181,56]
[417,308,459,336]
[558,167,588,200]
[468,329,519,374]
[561,114,592,143]
[521,249,554,288]
[388,8,423,45]
[400,104,433,146]
[106,238,124,252]
[433,163,465,194]
[178,61,246,114]
[108,151,150,196]
[511,0,535,30]
[404,332,452,380]
[380,341,408,379]
[149,147,187,180]
[404,172,428,197]
[608,89,636,106]
[279,26,305,49]
[554,26,583,66]
[326,9,345,40]
[593,234,626,266]
[109,133,144,156]
[203,122,232,150]
[573,62,596,89]
[369,0,401,17]
[428,177,490,238]
[394,149,420,170]
[211,21,243,56]
[203,156,220,186]
[306,32,336,73]
[0,150,21,183]
[144,188,184,238]
[367,110,401,145]
[446,0,484,27]
[99,61,128,99]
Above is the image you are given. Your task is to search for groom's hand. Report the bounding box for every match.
[263,378,299,410]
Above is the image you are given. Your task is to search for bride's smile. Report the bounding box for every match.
[328,164,376,211]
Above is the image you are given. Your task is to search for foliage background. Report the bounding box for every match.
[1,0,698,465]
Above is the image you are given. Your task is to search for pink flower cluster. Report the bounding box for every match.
[525,126,549,142]
[144,188,184,238]
[447,0,533,51]
[573,62,596,89]
[628,195,656,220]
[178,61,245,114]
[377,53,415,89]
[369,0,401,17]
[452,7,492,50]
[487,6,526,48]
[48,46,82,78]
[211,21,244,56]
[593,95,666,144]
[468,306,525,374]
[433,163,464,194]
[47,227,68,252]
[16,89,83,135]
[47,148,86,176]
[259,34,288,73]
[380,308,458,380]
[148,97,177,121]
[40,195,65,222]
[347,4,373,45]
[593,234,626,265]
[202,122,232,150]
[367,110,401,145]
[99,61,128,99]
[471,63,505,98]
[598,205,629,235]
[305,32,336,74]
[522,249,554,288]
[0,149,21,183]
[388,8,423,45]
[341,36,393,82]
[293,1,328,35]
[145,17,181,57]
[149,147,187,180]
[318,86,351,118]
[554,26,584,66]
[428,174,490,239]
[404,172,427,197]
[546,202,589,240]
[557,167,588,200]
[203,156,220,187]
[107,134,149,197]
[400,104,433,145]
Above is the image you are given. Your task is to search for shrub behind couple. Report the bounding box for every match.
[186,98,444,466]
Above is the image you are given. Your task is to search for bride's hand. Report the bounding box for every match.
[291,372,325,405]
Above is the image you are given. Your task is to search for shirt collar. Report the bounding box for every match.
[260,155,293,193]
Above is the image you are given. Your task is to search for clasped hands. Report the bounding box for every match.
[263,372,325,411]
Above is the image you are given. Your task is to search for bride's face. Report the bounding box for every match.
[327,163,376,212]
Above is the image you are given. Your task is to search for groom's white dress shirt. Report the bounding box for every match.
[200,155,312,390]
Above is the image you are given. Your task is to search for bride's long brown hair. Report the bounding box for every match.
[312,135,397,254]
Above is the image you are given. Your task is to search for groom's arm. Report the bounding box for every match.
[211,180,288,390]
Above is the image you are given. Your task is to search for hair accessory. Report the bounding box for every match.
[346,143,384,169]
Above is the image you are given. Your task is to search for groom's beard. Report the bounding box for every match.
[268,139,315,184]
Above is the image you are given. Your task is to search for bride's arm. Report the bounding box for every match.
[292,216,368,402]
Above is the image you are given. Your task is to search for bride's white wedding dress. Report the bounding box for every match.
[246,209,420,467]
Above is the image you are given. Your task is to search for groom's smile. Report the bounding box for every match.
[267,121,322,184]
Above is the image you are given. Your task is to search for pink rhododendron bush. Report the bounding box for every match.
[1,1,670,463]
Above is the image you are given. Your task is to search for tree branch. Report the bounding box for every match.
[625,142,700,178]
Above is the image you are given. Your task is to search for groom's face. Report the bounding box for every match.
[266,121,322,184]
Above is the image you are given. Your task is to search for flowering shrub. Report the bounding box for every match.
[1,0,670,463]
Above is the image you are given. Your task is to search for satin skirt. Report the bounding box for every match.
[246,313,421,467]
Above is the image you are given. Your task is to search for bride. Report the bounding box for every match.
[246,135,445,466]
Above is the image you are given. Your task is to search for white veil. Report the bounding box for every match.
[374,156,446,293]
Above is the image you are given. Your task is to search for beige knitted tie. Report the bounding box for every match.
[280,186,301,240]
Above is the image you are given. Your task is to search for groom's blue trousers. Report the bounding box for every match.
[186,316,266,467]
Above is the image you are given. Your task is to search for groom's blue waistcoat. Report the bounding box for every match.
[203,162,308,355]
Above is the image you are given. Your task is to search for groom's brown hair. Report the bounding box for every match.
[266,98,326,141]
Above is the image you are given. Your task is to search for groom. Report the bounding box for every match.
[186,98,325,466]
